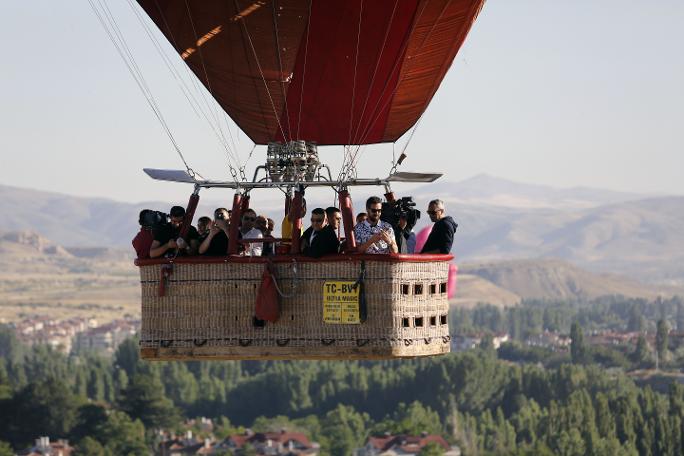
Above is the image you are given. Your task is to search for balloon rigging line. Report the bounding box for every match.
[272,0,293,142]
[234,0,290,145]
[346,0,365,148]
[150,0,243,181]
[126,0,202,120]
[87,0,195,176]
[183,0,242,168]
[356,0,430,143]
[295,0,313,143]
[129,0,243,178]
[350,0,400,145]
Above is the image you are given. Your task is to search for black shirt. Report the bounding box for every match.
[421,216,458,254]
[153,224,199,256]
[203,230,229,256]
[302,225,340,258]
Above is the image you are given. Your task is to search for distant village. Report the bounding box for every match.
[7,315,139,356]
[14,424,461,455]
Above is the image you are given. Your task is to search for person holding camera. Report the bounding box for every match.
[150,206,200,258]
[354,196,398,254]
[197,216,212,243]
[395,214,417,254]
[199,208,231,256]
[421,199,457,254]
[132,209,155,259]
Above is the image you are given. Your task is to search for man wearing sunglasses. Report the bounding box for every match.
[240,208,263,256]
[301,208,340,258]
[354,196,398,254]
[421,199,457,254]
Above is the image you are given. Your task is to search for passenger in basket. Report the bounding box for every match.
[199,208,231,256]
[240,209,263,256]
[355,212,367,226]
[197,216,212,242]
[132,209,155,259]
[150,206,199,258]
[302,208,340,258]
[256,215,275,256]
[281,198,306,240]
[326,207,342,236]
[395,214,417,254]
[420,199,458,254]
[354,197,398,254]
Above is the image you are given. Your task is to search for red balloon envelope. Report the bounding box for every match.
[137,0,486,145]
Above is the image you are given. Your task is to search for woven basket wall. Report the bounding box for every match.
[139,258,451,360]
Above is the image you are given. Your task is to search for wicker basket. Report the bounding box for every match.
[136,254,452,360]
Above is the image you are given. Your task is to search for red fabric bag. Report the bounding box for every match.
[255,264,281,322]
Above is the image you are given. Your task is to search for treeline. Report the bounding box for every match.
[3,327,684,455]
[450,296,684,339]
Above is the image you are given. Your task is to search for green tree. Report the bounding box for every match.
[321,404,368,456]
[96,410,147,456]
[113,338,140,378]
[418,441,444,456]
[118,372,180,430]
[397,402,442,435]
[75,436,106,456]
[632,335,650,365]
[656,319,669,364]
[0,441,13,456]
[4,378,80,448]
[570,322,587,364]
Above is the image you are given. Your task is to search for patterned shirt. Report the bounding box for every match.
[354,220,395,254]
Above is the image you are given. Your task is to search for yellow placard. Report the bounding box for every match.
[323,281,360,324]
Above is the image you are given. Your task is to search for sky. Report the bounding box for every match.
[1,0,683,204]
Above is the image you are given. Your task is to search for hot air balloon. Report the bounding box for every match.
[115,0,485,360]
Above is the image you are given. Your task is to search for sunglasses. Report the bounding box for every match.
[242,216,256,222]
[368,208,382,214]
[427,209,442,215]
[311,218,325,223]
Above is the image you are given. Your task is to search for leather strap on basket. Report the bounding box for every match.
[354,261,368,323]
[158,264,173,297]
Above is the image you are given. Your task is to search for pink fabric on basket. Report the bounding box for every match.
[448,263,458,299]
[415,226,432,253]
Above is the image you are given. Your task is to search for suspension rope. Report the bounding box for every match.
[350,0,399,145]
[151,0,242,180]
[296,0,313,142]
[272,0,293,142]
[346,0,364,147]
[126,0,202,119]
[355,0,442,146]
[183,0,242,166]
[87,0,195,175]
[233,0,289,143]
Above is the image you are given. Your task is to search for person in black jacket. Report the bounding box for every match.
[421,199,458,254]
[301,208,340,258]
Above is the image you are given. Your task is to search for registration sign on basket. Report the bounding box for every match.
[323,281,360,324]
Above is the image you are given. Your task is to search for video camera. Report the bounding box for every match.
[139,209,169,229]
[381,196,420,231]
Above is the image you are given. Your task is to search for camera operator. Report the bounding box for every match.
[132,209,156,259]
[395,214,417,254]
[150,206,200,258]
[199,208,231,256]
[380,196,420,254]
